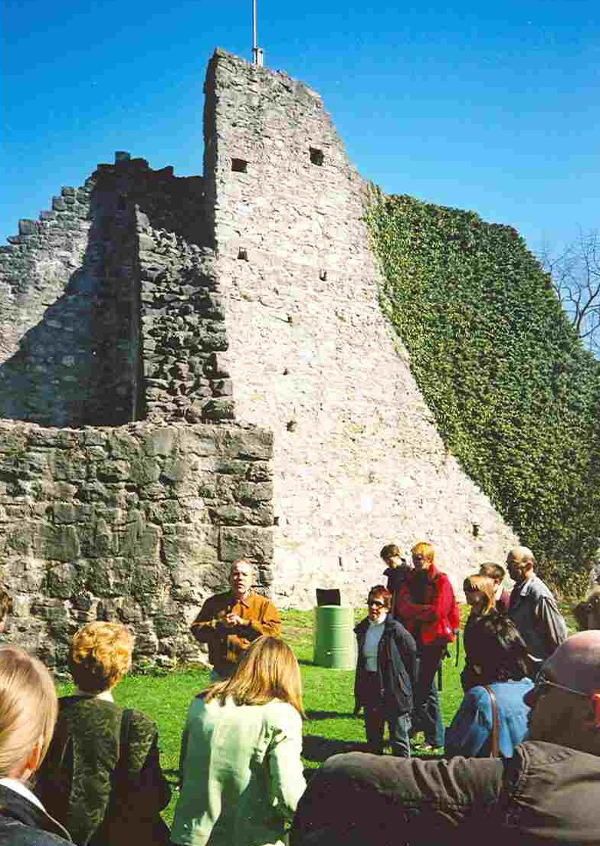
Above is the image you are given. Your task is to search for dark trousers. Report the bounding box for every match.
[414,643,445,747]
[362,672,411,757]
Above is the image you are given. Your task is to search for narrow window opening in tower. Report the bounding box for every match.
[319,269,327,281]
[238,248,249,261]
[310,147,324,166]
[231,158,248,173]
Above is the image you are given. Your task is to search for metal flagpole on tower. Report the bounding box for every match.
[252,0,264,66]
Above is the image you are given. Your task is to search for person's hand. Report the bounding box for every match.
[224,613,245,628]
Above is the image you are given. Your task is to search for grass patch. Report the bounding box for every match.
[56,604,577,822]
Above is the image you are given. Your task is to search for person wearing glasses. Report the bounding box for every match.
[354,585,417,757]
[292,631,600,846]
[395,542,459,750]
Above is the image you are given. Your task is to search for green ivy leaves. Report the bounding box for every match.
[367,194,600,591]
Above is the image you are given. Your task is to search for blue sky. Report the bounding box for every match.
[1,0,599,253]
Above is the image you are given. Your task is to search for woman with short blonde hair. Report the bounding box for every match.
[36,621,170,846]
[0,645,72,845]
[172,636,306,846]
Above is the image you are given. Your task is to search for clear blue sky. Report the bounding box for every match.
[1,0,599,253]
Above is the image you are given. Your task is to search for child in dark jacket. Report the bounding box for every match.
[354,585,417,757]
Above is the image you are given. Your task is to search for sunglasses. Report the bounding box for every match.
[368,599,386,608]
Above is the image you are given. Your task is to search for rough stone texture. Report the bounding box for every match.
[0,49,521,665]
[205,50,518,605]
[0,420,273,668]
[0,156,215,427]
[136,211,234,423]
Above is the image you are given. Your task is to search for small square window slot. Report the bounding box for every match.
[231,158,248,173]
[237,248,249,261]
[310,147,324,166]
[319,269,327,281]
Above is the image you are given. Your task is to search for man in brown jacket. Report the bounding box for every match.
[191,559,281,679]
[292,631,600,846]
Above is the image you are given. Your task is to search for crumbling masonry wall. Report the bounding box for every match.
[0,421,272,668]
[205,50,518,604]
[0,153,273,666]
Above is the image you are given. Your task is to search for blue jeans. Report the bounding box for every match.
[414,643,445,747]
[362,672,411,757]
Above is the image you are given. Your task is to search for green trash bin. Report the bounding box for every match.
[313,605,356,669]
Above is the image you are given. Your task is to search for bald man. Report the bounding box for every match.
[291,632,600,846]
[191,559,281,679]
[506,546,567,670]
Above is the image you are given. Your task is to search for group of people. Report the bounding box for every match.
[0,560,303,846]
[0,545,599,846]
[352,542,568,762]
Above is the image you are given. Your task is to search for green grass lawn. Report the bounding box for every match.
[56,603,577,822]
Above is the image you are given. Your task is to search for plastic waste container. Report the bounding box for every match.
[313,605,355,669]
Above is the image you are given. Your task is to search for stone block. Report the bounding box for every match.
[220,526,273,563]
[221,428,273,461]
[201,398,235,422]
[40,524,80,562]
[236,481,273,506]
[45,562,83,599]
[87,557,132,597]
[97,460,131,481]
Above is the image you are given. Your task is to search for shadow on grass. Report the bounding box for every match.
[302,734,369,763]
[306,710,356,720]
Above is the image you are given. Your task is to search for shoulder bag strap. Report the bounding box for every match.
[483,685,500,758]
[116,707,133,785]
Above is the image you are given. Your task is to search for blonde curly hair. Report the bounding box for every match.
[69,621,134,693]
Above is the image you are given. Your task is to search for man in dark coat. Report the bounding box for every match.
[291,631,600,846]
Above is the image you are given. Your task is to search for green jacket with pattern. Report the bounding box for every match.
[35,695,171,846]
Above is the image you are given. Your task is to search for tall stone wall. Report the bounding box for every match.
[205,50,519,605]
[0,420,272,668]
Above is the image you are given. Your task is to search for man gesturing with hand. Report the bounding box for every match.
[191,559,281,679]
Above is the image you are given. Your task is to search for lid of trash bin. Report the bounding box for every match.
[316,588,341,606]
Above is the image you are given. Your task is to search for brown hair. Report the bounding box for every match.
[380,544,401,561]
[69,621,134,693]
[0,585,12,622]
[204,636,304,717]
[463,574,496,615]
[368,585,392,609]
[479,562,505,583]
[411,541,435,563]
[0,645,57,778]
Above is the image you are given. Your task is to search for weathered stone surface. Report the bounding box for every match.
[206,50,518,605]
[0,420,273,668]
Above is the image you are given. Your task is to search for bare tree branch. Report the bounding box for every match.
[538,228,600,356]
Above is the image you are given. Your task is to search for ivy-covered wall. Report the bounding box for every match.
[368,193,600,589]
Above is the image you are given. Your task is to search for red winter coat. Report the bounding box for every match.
[396,564,459,646]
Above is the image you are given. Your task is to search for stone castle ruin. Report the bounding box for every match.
[0,49,517,667]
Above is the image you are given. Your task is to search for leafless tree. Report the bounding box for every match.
[538,229,600,356]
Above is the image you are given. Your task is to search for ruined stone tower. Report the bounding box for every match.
[0,49,517,666]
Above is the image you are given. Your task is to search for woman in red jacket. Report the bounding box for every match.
[396,541,459,749]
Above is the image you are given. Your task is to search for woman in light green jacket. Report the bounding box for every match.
[171,636,306,846]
